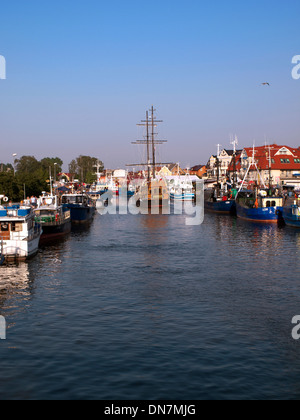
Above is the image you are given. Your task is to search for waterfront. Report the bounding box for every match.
[0,211,300,400]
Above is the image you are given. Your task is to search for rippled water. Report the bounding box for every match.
[1,211,300,400]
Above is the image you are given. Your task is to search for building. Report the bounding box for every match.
[207,149,242,177]
[157,164,186,177]
[189,165,207,178]
[228,144,300,188]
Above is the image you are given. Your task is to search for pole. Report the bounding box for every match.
[151,106,156,180]
[146,111,150,182]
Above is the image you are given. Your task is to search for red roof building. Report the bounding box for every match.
[228,144,300,187]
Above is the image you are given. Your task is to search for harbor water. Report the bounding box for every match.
[1,211,300,400]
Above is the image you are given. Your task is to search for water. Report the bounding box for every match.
[1,212,300,400]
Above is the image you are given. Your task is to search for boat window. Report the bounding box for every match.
[266,201,271,207]
[271,201,276,207]
[11,222,23,232]
[39,210,55,217]
[0,222,9,232]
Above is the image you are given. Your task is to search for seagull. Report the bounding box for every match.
[262,82,270,86]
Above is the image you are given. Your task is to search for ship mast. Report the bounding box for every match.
[128,106,169,180]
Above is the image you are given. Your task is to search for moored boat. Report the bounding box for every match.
[283,203,300,228]
[61,193,96,224]
[205,193,237,214]
[34,193,71,244]
[236,190,283,223]
[0,205,42,261]
[136,179,169,210]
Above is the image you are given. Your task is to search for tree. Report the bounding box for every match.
[69,156,104,184]
[15,156,41,174]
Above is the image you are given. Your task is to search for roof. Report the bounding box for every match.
[228,144,300,171]
[190,165,206,171]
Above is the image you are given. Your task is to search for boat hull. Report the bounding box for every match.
[236,203,283,223]
[170,193,195,201]
[67,205,96,224]
[39,221,72,244]
[2,233,41,261]
[205,200,236,214]
[283,206,300,228]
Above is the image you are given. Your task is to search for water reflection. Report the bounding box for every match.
[0,263,33,316]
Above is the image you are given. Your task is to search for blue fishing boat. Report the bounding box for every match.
[283,204,300,228]
[205,197,236,214]
[61,193,96,224]
[236,190,283,223]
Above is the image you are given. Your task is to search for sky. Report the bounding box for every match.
[0,0,300,171]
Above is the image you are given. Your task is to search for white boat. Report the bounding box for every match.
[0,205,42,262]
[165,175,197,201]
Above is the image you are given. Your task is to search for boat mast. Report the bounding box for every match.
[231,135,238,188]
[268,144,272,192]
[128,106,168,180]
[216,144,222,196]
[236,144,266,199]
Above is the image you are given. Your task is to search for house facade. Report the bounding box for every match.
[207,149,242,177]
[228,145,300,187]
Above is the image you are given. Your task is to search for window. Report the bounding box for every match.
[281,159,290,164]
[11,222,23,232]
[294,159,300,164]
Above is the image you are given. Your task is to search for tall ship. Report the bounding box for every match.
[128,106,170,209]
[0,198,42,262]
[34,193,71,243]
[61,193,96,224]
[235,146,284,223]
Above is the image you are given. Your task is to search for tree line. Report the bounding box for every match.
[0,155,104,202]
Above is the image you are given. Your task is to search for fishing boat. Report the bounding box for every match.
[61,193,96,224]
[205,189,237,214]
[34,193,71,243]
[283,202,300,228]
[236,190,283,223]
[235,145,283,223]
[0,203,42,261]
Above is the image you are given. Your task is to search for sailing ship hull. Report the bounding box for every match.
[205,200,236,214]
[283,206,300,228]
[236,203,283,223]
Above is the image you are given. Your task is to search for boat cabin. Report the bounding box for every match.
[0,207,34,241]
[237,191,283,209]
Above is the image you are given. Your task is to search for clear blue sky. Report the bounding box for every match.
[0,0,299,170]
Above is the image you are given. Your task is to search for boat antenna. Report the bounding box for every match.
[230,135,239,188]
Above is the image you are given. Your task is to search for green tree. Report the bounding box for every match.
[69,156,104,184]
[40,157,63,176]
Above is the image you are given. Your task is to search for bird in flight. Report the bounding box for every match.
[262,82,270,86]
